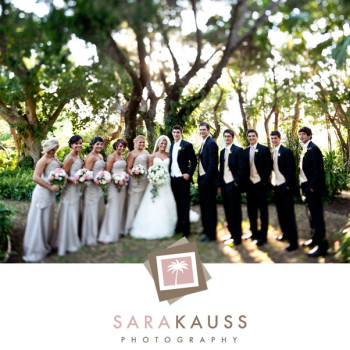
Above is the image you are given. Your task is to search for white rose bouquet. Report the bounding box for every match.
[113,171,129,192]
[94,170,112,190]
[48,168,67,186]
[147,164,169,202]
[74,168,94,184]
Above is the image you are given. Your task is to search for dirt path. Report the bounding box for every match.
[4,194,349,263]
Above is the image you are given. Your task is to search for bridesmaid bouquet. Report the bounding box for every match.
[131,164,146,179]
[147,164,169,202]
[113,171,129,192]
[48,168,68,186]
[94,171,112,190]
[74,168,94,184]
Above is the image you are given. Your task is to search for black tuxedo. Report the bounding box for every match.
[300,141,327,247]
[170,139,197,236]
[219,144,247,241]
[272,145,298,245]
[198,136,219,240]
[244,143,272,240]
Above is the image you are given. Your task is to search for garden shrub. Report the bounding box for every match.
[0,202,14,261]
[335,217,350,263]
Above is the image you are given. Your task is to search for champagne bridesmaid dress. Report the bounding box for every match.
[98,159,127,243]
[51,158,83,256]
[22,160,62,262]
[124,153,149,233]
[81,159,105,246]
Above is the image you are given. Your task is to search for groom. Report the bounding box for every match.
[170,125,197,237]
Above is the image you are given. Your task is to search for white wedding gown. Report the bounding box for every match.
[130,157,177,239]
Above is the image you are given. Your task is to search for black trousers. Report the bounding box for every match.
[198,175,217,240]
[222,181,242,240]
[246,181,269,240]
[273,184,298,245]
[301,182,327,246]
[171,176,191,236]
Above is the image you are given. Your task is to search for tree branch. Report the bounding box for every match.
[42,100,67,135]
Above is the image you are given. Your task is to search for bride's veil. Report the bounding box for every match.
[153,135,171,153]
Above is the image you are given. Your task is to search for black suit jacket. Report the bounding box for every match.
[219,144,247,190]
[273,145,296,189]
[198,136,219,183]
[244,143,272,185]
[301,141,325,193]
[169,139,197,181]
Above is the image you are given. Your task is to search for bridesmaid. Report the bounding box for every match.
[98,138,128,243]
[124,135,149,233]
[51,135,83,256]
[81,137,105,246]
[22,138,61,262]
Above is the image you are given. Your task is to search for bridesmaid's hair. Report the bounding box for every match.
[90,136,104,147]
[68,135,83,147]
[133,135,146,147]
[42,138,59,153]
[113,138,127,150]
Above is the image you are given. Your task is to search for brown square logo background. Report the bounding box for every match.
[147,242,208,302]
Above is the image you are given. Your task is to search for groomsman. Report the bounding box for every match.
[270,131,298,252]
[244,129,272,246]
[298,126,328,257]
[198,122,219,241]
[218,129,247,245]
[170,125,197,237]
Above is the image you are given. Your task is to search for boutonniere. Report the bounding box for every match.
[278,153,281,157]
[255,149,259,153]
[178,146,184,152]
[307,147,312,151]
[229,150,233,155]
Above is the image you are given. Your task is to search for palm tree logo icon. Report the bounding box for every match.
[167,259,189,285]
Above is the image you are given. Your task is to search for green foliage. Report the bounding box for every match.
[18,156,34,169]
[323,151,349,200]
[0,168,35,201]
[190,183,199,206]
[0,202,14,261]
[335,217,350,263]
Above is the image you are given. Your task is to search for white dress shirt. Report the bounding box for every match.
[171,139,183,177]
[299,141,310,184]
[223,145,234,184]
[249,143,261,184]
[199,136,209,176]
[271,144,286,186]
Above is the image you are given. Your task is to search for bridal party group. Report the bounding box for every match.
[22,123,328,262]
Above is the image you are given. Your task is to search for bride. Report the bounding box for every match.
[130,135,177,239]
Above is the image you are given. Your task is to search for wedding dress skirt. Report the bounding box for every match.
[22,160,62,262]
[98,160,127,243]
[130,158,177,239]
[51,158,83,256]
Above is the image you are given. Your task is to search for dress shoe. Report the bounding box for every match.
[256,238,267,246]
[285,243,298,252]
[275,235,287,242]
[242,233,258,240]
[307,245,328,257]
[302,239,316,248]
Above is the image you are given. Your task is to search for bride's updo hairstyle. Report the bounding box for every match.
[42,138,59,153]
[68,135,83,147]
[113,138,127,150]
[133,135,146,148]
[89,136,104,148]
[153,135,171,153]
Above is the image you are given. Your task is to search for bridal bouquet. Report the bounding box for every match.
[147,164,169,202]
[48,168,67,186]
[113,171,129,192]
[131,164,146,179]
[74,168,94,184]
[94,171,112,190]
